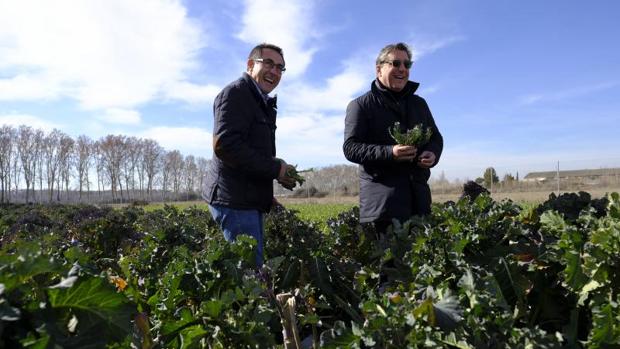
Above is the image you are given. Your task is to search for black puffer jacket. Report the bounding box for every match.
[343,80,443,223]
[203,73,281,212]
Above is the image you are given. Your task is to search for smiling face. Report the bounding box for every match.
[376,49,410,92]
[247,48,284,94]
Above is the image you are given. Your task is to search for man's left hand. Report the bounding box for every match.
[277,160,297,190]
[417,151,436,168]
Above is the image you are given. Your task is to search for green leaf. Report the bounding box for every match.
[49,276,78,289]
[578,280,602,306]
[441,332,474,349]
[310,257,363,323]
[204,299,223,318]
[0,301,21,321]
[279,258,301,290]
[433,292,463,331]
[589,298,620,347]
[413,298,435,324]
[493,257,520,308]
[46,276,135,345]
[608,192,620,219]
[21,333,52,349]
[319,320,359,349]
[563,250,588,291]
[179,324,208,348]
[457,269,478,309]
[540,211,567,235]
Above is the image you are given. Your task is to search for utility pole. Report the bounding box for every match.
[556,161,560,195]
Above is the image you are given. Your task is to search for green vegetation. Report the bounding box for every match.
[286,166,313,186]
[285,203,356,230]
[141,201,209,212]
[389,122,432,146]
[3,192,618,347]
[139,201,354,229]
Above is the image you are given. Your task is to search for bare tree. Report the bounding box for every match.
[197,157,209,196]
[0,122,216,204]
[11,137,21,201]
[76,135,94,201]
[56,134,75,201]
[163,150,184,201]
[35,130,45,202]
[42,129,63,202]
[134,139,146,199]
[0,126,15,203]
[121,137,140,201]
[98,135,126,202]
[142,139,163,201]
[183,155,198,200]
[17,126,39,202]
[93,141,106,199]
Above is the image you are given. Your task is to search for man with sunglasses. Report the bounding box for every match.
[343,42,443,235]
[203,43,297,266]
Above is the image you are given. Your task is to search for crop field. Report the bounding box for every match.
[1,191,619,348]
[139,200,356,230]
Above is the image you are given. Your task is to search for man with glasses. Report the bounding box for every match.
[343,42,443,235]
[204,43,296,266]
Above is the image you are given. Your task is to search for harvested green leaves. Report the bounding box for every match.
[389,122,432,147]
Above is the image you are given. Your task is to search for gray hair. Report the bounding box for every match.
[375,42,412,66]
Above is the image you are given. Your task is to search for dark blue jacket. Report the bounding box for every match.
[203,73,281,212]
[343,80,443,223]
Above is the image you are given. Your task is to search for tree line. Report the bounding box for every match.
[0,125,209,204]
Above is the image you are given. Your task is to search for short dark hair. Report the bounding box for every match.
[376,42,412,66]
[248,43,285,62]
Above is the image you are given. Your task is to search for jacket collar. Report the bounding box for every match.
[372,79,419,100]
[242,73,277,109]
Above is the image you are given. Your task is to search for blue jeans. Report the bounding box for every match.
[208,204,264,266]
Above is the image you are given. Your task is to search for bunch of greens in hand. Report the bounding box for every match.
[389,122,432,147]
[286,166,312,186]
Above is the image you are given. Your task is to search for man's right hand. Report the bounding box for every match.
[277,160,296,190]
[392,144,417,162]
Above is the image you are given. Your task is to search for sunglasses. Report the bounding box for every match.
[253,58,286,72]
[382,59,413,69]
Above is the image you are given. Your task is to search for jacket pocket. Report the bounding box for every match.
[248,114,275,150]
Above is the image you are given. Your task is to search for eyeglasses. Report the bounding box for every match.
[382,59,413,69]
[253,58,286,72]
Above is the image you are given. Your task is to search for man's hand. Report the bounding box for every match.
[417,151,436,168]
[277,160,296,190]
[272,196,283,209]
[392,144,417,162]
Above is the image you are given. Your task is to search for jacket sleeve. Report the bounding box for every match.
[212,87,281,179]
[343,99,393,165]
[418,98,443,167]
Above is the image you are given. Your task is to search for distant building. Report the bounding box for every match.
[523,168,620,185]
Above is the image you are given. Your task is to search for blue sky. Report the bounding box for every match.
[1,0,619,180]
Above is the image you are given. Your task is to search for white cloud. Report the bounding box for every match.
[519,81,619,105]
[0,74,63,100]
[138,126,212,157]
[281,62,368,113]
[409,34,466,60]
[418,83,441,96]
[275,113,347,168]
[0,0,206,109]
[236,0,318,78]
[164,81,221,105]
[0,113,60,132]
[99,108,142,125]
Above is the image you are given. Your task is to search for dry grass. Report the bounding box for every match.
[280,186,620,206]
[124,186,620,209]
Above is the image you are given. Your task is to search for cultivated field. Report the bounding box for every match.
[282,185,620,206]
